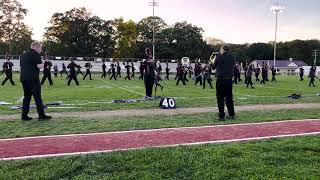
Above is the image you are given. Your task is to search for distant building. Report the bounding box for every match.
[252,59,308,75]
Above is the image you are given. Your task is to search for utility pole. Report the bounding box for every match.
[148,0,159,61]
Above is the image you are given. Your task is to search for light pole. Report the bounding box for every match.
[271,0,284,67]
[148,0,159,61]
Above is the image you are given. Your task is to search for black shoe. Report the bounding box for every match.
[21,116,33,121]
[39,115,52,121]
[216,117,225,121]
[227,116,235,120]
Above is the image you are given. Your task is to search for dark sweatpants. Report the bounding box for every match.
[216,79,235,119]
[21,79,45,117]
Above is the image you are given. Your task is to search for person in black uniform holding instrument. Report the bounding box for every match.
[144,48,155,98]
[83,59,93,80]
[1,56,15,86]
[211,45,236,121]
[40,55,53,86]
[67,59,80,86]
[101,61,107,78]
[20,41,51,121]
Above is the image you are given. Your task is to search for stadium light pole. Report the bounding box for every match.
[148,0,159,61]
[271,0,284,67]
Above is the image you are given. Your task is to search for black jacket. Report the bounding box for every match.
[212,52,235,79]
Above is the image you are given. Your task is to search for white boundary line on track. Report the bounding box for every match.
[1,131,319,161]
[0,119,319,142]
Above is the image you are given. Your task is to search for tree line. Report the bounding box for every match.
[0,1,319,65]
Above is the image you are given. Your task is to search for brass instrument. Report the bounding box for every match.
[181,57,190,66]
[209,52,219,65]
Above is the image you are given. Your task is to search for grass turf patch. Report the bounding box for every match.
[0,109,319,139]
[0,135,319,179]
[0,74,319,115]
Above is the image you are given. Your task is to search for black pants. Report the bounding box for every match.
[176,76,186,85]
[83,70,92,80]
[21,80,45,118]
[216,79,235,119]
[116,71,121,78]
[125,72,131,80]
[233,74,238,84]
[255,74,260,82]
[309,77,315,87]
[131,71,135,78]
[1,72,15,86]
[300,74,304,81]
[203,78,213,89]
[110,73,117,80]
[101,70,106,78]
[271,74,276,82]
[237,74,242,82]
[54,72,58,78]
[261,75,266,84]
[41,72,53,85]
[165,72,169,80]
[184,74,189,82]
[144,77,154,97]
[68,74,79,86]
[195,76,202,86]
[246,76,253,88]
[139,71,144,80]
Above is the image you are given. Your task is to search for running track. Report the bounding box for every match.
[0,119,319,161]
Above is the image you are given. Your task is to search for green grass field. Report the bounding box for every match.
[0,73,319,114]
[1,136,319,179]
[0,73,319,179]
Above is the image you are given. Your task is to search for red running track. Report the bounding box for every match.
[0,119,320,160]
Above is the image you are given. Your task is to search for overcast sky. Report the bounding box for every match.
[19,0,320,44]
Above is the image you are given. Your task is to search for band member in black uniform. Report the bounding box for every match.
[40,56,53,86]
[233,63,239,84]
[176,63,186,85]
[183,65,189,82]
[131,61,135,78]
[211,45,236,120]
[299,66,304,81]
[154,64,163,91]
[67,59,80,86]
[115,61,121,78]
[20,41,51,120]
[194,61,203,86]
[246,64,254,88]
[53,64,58,78]
[271,65,277,82]
[101,61,107,78]
[202,62,213,89]
[255,67,260,82]
[309,66,316,87]
[1,56,15,86]
[110,63,117,80]
[237,64,242,83]
[260,63,267,85]
[244,63,249,85]
[139,62,145,80]
[144,48,156,97]
[83,60,93,80]
[124,62,131,80]
[60,63,68,77]
[76,65,84,77]
[165,63,170,80]
[188,62,193,78]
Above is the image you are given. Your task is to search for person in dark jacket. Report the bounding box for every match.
[211,45,236,120]
[67,59,80,86]
[144,48,155,97]
[1,56,15,86]
[20,41,51,121]
[176,63,186,85]
[299,66,304,81]
[101,61,107,78]
[83,59,93,80]
[246,64,254,88]
[271,65,277,82]
[40,55,53,85]
[194,62,202,86]
[309,66,317,87]
[165,63,170,80]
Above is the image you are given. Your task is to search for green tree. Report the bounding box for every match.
[0,0,32,54]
